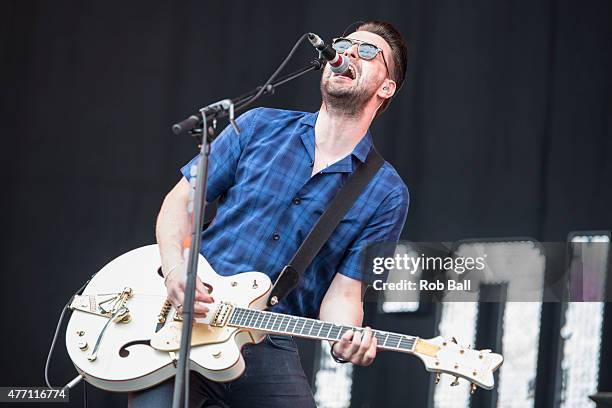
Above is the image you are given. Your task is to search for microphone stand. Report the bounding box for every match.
[170,57,324,408]
[172,58,324,136]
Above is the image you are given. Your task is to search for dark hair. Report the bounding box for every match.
[355,20,408,114]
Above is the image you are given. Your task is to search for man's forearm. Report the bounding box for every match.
[319,297,364,329]
[319,273,365,328]
[156,179,192,275]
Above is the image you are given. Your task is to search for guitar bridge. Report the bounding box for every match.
[70,287,133,320]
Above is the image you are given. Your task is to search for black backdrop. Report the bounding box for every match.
[1,1,611,407]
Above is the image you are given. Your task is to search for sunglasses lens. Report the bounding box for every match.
[332,39,353,53]
[358,43,379,60]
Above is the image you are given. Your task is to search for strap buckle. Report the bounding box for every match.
[267,265,300,307]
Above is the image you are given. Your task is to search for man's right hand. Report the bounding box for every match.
[164,263,214,318]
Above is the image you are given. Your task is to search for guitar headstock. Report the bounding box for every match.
[412,336,503,392]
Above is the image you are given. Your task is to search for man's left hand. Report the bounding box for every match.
[332,327,378,366]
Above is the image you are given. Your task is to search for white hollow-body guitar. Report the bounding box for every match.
[65,245,503,393]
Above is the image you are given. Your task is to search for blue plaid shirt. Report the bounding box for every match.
[181,108,409,318]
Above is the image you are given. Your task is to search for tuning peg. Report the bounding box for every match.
[470,383,477,395]
[450,376,460,386]
[435,373,441,384]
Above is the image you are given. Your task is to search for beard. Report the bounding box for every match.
[320,71,376,117]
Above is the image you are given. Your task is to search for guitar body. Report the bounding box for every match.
[65,245,272,392]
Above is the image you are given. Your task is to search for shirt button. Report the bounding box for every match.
[292,197,301,205]
[272,232,281,241]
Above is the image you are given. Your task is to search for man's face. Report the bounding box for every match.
[320,30,394,116]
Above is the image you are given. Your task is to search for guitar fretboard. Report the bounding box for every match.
[228,307,416,352]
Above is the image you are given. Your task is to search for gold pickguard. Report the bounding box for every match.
[150,321,238,351]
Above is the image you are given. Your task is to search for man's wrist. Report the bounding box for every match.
[163,261,183,284]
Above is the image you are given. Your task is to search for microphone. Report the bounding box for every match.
[308,33,349,75]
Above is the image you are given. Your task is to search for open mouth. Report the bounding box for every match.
[334,65,357,81]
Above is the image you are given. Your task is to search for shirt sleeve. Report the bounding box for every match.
[338,183,409,283]
[180,108,260,202]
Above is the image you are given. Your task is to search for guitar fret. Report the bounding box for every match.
[301,319,313,335]
[256,311,266,328]
[249,311,258,328]
[240,309,248,326]
[256,312,265,329]
[271,315,281,331]
[248,311,258,328]
[238,309,248,326]
[259,312,270,329]
[374,331,386,344]
[270,314,280,331]
[321,323,332,339]
[236,309,245,325]
[329,325,341,339]
[237,309,246,325]
[386,334,401,348]
[275,315,285,331]
[272,314,281,330]
[280,315,291,332]
[229,308,239,325]
[287,317,298,333]
[309,321,318,336]
[399,336,414,350]
[295,318,306,334]
[244,310,255,327]
[263,313,271,330]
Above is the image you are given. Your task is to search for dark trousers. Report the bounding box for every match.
[128,335,316,408]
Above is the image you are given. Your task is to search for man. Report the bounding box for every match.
[130,20,409,407]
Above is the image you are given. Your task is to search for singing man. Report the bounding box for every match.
[130,20,409,407]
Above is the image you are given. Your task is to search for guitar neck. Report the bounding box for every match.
[228,307,417,353]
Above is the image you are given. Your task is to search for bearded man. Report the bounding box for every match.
[130,20,409,408]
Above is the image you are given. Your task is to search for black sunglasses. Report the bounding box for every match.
[331,37,391,77]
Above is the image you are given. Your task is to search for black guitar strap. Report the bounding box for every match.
[267,147,385,307]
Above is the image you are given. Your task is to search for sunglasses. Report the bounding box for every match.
[331,37,391,77]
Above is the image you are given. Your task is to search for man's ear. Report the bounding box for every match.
[377,79,397,100]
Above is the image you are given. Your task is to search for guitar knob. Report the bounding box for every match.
[77,339,88,351]
[450,376,460,386]
[435,373,441,384]
[470,383,477,395]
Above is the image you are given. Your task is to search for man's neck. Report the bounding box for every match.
[314,104,373,158]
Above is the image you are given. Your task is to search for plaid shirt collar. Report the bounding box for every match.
[298,111,373,173]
